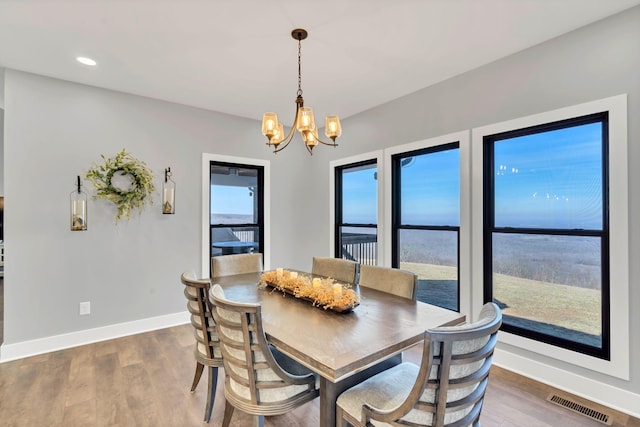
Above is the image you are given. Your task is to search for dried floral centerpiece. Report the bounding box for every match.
[86,149,155,222]
[260,269,359,312]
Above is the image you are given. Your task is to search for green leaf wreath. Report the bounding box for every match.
[85,149,155,222]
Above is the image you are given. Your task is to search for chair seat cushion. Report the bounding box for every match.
[337,362,419,426]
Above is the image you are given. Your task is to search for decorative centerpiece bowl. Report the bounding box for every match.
[260,269,359,313]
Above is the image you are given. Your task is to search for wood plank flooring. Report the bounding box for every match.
[0,323,638,427]
[0,277,4,344]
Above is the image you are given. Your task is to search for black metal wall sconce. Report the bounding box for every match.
[70,176,88,231]
[162,167,175,214]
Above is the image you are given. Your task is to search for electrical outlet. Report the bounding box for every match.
[79,301,91,315]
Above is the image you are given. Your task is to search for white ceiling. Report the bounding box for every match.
[1,0,639,123]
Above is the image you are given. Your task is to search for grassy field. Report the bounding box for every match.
[400,261,601,336]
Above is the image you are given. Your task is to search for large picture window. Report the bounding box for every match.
[483,113,609,359]
[392,143,460,311]
[335,160,378,265]
[210,161,264,269]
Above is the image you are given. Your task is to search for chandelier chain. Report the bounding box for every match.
[297,38,303,97]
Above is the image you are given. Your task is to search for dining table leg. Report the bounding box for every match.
[318,354,402,427]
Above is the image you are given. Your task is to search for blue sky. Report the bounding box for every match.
[400,149,460,226]
[342,165,378,224]
[210,185,254,215]
[211,121,603,229]
[494,122,602,229]
[340,148,461,226]
[341,121,602,229]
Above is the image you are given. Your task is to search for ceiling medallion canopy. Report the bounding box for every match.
[261,29,342,155]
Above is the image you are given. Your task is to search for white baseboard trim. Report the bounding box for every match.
[0,311,190,363]
[493,347,640,419]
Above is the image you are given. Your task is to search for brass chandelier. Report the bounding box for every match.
[261,29,342,155]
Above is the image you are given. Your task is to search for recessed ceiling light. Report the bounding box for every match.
[76,56,97,66]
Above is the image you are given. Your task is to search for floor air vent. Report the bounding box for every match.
[546,394,612,425]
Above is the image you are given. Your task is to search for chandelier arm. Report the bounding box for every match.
[315,137,339,147]
[272,126,296,153]
[272,106,300,153]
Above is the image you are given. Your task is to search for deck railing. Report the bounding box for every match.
[232,229,255,243]
[340,232,377,266]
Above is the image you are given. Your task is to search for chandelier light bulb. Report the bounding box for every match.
[307,129,319,147]
[297,107,316,132]
[272,123,285,145]
[261,112,279,141]
[325,115,342,141]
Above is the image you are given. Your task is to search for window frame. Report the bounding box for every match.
[202,153,271,276]
[209,160,265,266]
[471,94,629,379]
[483,112,610,359]
[384,131,471,316]
[330,151,383,263]
[391,142,461,312]
[334,158,379,264]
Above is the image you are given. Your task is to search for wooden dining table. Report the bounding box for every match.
[212,271,466,427]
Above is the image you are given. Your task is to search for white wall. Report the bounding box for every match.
[1,68,4,195]
[0,67,5,109]
[0,107,4,195]
[304,5,640,414]
[0,70,312,351]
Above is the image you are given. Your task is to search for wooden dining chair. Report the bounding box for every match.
[211,252,263,278]
[180,271,224,423]
[358,265,418,301]
[311,256,360,284]
[209,284,320,427]
[336,302,502,427]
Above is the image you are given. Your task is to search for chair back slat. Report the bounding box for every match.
[209,284,319,415]
[181,272,223,365]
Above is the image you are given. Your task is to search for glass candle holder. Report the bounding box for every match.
[162,167,175,214]
[70,176,87,231]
